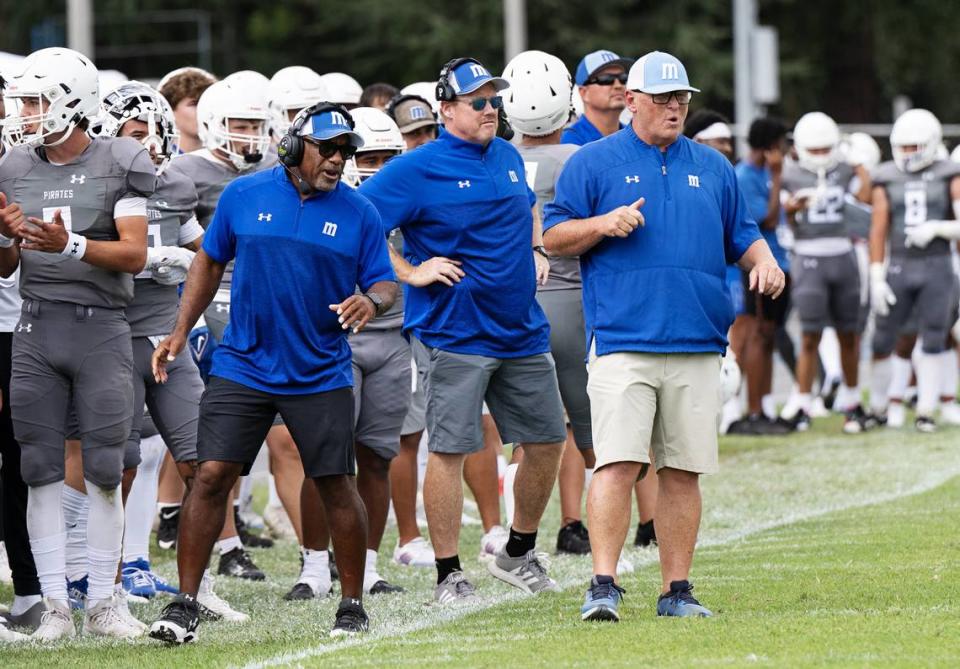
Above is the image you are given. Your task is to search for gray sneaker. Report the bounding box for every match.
[433,571,479,605]
[487,549,559,594]
[2,600,45,633]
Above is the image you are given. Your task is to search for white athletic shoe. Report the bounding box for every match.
[0,617,29,643]
[887,402,906,429]
[478,525,509,562]
[116,591,148,633]
[83,595,142,639]
[263,503,297,542]
[31,599,76,643]
[810,396,830,418]
[0,542,11,584]
[393,537,435,567]
[616,551,635,575]
[197,573,249,622]
[940,402,960,426]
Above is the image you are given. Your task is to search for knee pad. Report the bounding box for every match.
[872,324,897,359]
[18,440,66,487]
[81,424,130,488]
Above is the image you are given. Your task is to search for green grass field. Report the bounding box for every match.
[3,418,960,668]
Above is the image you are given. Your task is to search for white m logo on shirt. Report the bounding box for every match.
[329,112,348,127]
[661,63,679,80]
[323,221,338,237]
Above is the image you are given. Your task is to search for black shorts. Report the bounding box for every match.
[197,376,355,478]
[741,271,792,326]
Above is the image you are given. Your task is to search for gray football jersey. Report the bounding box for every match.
[518,143,581,291]
[782,161,856,241]
[359,228,404,332]
[874,159,960,258]
[126,168,200,336]
[0,137,155,308]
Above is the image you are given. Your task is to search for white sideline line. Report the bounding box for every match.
[237,435,960,669]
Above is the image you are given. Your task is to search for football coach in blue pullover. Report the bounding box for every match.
[359,58,566,604]
[148,105,397,641]
[544,52,784,623]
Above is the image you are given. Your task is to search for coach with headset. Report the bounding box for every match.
[359,58,566,604]
[148,104,396,641]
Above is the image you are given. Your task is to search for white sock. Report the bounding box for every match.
[761,394,777,419]
[363,548,380,589]
[85,480,124,606]
[503,463,519,526]
[239,475,254,514]
[819,328,842,382]
[123,435,165,563]
[267,475,281,508]
[27,480,67,602]
[62,484,89,582]
[940,349,958,402]
[870,357,892,412]
[837,384,859,412]
[889,355,913,401]
[584,467,594,493]
[298,547,329,588]
[218,535,243,555]
[11,594,42,616]
[797,392,813,413]
[917,352,941,417]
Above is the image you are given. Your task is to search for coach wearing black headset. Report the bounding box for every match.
[359,58,566,604]
[147,103,397,642]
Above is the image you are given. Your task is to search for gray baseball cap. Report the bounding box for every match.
[392,96,438,134]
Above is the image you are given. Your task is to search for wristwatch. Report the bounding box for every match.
[364,291,385,316]
[533,245,549,259]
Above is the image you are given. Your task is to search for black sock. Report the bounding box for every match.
[505,527,537,557]
[436,555,461,584]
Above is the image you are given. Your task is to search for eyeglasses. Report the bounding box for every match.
[648,90,693,105]
[304,138,358,159]
[455,95,503,111]
[585,73,628,86]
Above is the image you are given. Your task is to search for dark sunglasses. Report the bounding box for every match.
[456,95,504,111]
[585,73,628,86]
[304,138,358,159]
[648,90,693,105]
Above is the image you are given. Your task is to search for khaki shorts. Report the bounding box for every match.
[587,347,720,474]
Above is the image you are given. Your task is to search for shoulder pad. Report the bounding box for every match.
[110,137,157,198]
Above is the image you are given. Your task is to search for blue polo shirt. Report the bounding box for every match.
[561,115,623,146]
[734,161,790,272]
[203,166,395,394]
[543,127,762,356]
[358,129,549,358]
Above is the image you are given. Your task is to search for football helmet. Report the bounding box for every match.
[841,131,881,171]
[268,66,328,137]
[793,111,841,173]
[501,50,572,137]
[196,78,270,171]
[890,108,942,173]
[400,81,441,115]
[2,47,100,148]
[342,107,403,187]
[96,81,179,171]
[319,72,362,106]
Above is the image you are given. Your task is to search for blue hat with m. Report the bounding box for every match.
[626,51,700,94]
[575,50,634,86]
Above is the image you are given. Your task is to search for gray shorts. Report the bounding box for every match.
[402,363,426,437]
[350,328,412,460]
[873,254,955,356]
[537,289,592,450]
[791,251,861,333]
[204,293,230,344]
[11,300,134,488]
[128,337,202,463]
[411,338,566,454]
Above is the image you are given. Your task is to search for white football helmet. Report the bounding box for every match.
[196,79,270,171]
[2,47,100,148]
[950,144,960,164]
[400,81,441,115]
[841,132,881,171]
[793,111,841,173]
[342,107,404,187]
[890,108,942,173]
[96,81,179,171]
[719,353,742,404]
[319,72,362,106]
[268,66,328,137]
[501,50,572,137]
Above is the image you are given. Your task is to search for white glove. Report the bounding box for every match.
[146,246,195,286]
[870,262,897,317]
[905,220,960,248]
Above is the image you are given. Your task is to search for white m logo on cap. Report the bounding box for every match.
[468,64,487,78]
[661,63,680,80]
[409,107,426,120]
[329,111,348,127]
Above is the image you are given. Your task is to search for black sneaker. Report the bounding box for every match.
[842,405,871,434]
[822,379,841,411]
[284,582,318,601]
[556,520,592,555]
[235,509,274,549]
[329,550,339,581]
[784,409,811,432]
[329,598,369,638]
[634,519,657,547]
[157,505,180,551]
[728,413,793,435]
[368,579,404,595]
[149,593,200,644]
[915,415,937,433]
[217,546,266,581]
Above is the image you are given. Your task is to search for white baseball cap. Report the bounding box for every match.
[626,51,700,94]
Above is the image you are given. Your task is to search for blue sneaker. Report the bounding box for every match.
[67,575,88,610]
[122,564,158,599]
[580,575,625,622]
[124,558,179,595]
[656,580,713,617]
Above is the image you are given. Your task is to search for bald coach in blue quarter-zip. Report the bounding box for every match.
[544,51,785,623]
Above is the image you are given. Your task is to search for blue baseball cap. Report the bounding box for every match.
[575,50,634,86]
[626,51,700,95]
[299,108,364,148]
[445,60,509,97]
